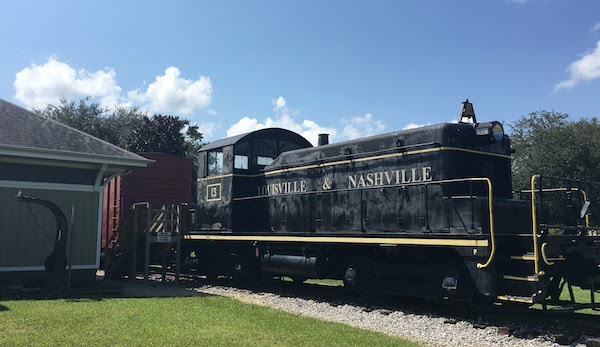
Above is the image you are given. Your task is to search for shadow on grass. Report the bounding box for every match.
[0,275,218,302]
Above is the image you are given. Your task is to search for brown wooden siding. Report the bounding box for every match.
[101,153,191,248]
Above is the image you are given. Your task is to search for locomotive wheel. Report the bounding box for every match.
[343,262,375,298]
[547,276,563,304]
[258,270,277,284]
[291,276,307,285]
[204,269,220,280]
[343,266,359,289]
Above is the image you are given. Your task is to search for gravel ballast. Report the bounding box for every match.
[120,280,593,347]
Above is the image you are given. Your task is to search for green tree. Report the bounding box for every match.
[35,97,203,158]
[509,110,600,191]
[35,97,107,138]
[126,114,203,157]
[184,123,204,159]
[35,97,147,148]
[101,105,148,149]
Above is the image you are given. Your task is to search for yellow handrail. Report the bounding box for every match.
[582,189,590,228]
[540,242,554,266]
[529,176,593,274]
[382,177,495,269]
[521,186,590,228]
[530,175,542,275]
[416,177,495,268]
[474,177,495,269]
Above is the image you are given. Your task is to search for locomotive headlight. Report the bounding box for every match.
[474,122,504,142]
[492,122,504,142]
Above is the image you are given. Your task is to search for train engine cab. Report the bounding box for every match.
[195,128,312,232]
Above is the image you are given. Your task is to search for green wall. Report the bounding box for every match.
[0,187,100,269]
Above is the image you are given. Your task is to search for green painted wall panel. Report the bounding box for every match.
[0,187,99,268]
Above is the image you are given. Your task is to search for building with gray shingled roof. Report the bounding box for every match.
[0,97,152,286]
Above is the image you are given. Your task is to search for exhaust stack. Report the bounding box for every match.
[318,134,329,146]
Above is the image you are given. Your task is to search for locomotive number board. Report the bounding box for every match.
[206,183,222,201]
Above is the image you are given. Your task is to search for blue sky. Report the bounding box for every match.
[2,0,599,145]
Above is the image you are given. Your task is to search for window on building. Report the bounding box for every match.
[234,155,248,169]
[207,150,224,176]
[257,156,274,166]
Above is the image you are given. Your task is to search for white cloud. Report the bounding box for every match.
[506,0,545,4]
[227,97,338,146]
[591,22,600,32]
[403,121,435,130]
[194,121,218,139]
[227,114,338,146]
[226,116,265,137]
[554,40,600,91]
[226,97,389,146]
[13,58,213,118]
[13,57,121,109]
[403,123,424,130]
[128,66,212,115]
[272,96,286,111]
[341,113,385,140]
[300,119,338,146]
[506,0,551,4]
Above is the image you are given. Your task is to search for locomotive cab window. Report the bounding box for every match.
[207,150,224,176]
[257,156,274,166]
[234,155,249,170]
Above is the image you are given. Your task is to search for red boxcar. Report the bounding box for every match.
[101,153,192,250]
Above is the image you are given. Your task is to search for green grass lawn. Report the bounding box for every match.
[559,285,600,314]
[530,285,600,314]
[0,296,420,347]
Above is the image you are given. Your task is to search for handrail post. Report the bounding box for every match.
[131,205,138,281]
[424,184,429,231]
[476,178,495,269]
[530,175,541,275]
[469,180,475,231]
[583,187,590,228]
[176,204,181,282]
[144,204,151,283]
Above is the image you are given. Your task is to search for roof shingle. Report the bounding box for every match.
[0,98,150,166]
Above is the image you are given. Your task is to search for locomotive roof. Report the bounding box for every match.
[200,127,312,152]
[265,122,490,170]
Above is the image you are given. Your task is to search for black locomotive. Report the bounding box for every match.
[186,100,600,308]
